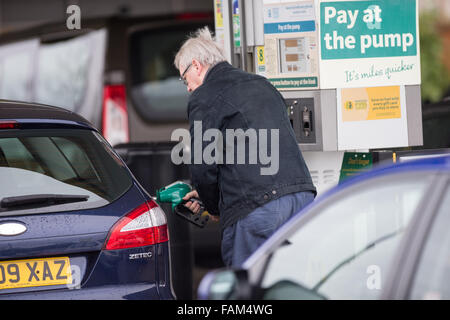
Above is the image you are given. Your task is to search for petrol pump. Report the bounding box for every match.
[214,0,423,195]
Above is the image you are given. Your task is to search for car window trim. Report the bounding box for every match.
[380,172,449,299]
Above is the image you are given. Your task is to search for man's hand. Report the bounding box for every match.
[182,190,219,222]
[182,190,202,214]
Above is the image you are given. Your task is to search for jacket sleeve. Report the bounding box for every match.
[188,99,221,216]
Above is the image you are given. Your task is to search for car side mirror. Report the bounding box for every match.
[197,268,252,300]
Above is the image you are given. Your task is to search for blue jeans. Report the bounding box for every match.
[221,191,314,267]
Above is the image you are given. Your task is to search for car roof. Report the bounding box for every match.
[313,154,450,203]
[339,154,450,188]
[0,100,94,129]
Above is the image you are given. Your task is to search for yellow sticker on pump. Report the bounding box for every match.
[0,257,72,290]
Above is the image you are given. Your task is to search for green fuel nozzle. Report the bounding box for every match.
[156,181,192,210]
[156,181,209,228]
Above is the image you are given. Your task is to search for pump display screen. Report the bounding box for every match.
[279,38,309,74]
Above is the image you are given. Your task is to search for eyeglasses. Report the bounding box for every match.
[179,63,192,86]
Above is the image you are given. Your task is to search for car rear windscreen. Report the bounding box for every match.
[0,128,133,215]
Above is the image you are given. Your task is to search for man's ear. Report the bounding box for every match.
[192,59,202,75]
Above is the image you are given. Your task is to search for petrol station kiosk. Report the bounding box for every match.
[213,0,422,195]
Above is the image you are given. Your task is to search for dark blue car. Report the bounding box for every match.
[0,101,174,299]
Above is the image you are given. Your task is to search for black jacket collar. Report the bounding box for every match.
[203,61,232,83]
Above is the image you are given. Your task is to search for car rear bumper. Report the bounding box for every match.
[0,282,175,300]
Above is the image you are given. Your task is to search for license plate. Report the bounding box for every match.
[0,257,72,290]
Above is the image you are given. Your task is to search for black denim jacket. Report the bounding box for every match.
[187,62,316,231]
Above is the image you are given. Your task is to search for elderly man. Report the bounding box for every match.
[174,27,316,267]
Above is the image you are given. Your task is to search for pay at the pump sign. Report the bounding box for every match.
[324,5,412,53]
[320,0,417,60]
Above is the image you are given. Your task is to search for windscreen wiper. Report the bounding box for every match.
[0,194,89,210]
[311,228,405,292]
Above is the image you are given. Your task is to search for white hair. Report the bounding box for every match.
[174,26,226,70]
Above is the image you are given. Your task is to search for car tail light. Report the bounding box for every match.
[102,84,129,147]
[104,201,169,250]
[0,121,19,129]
